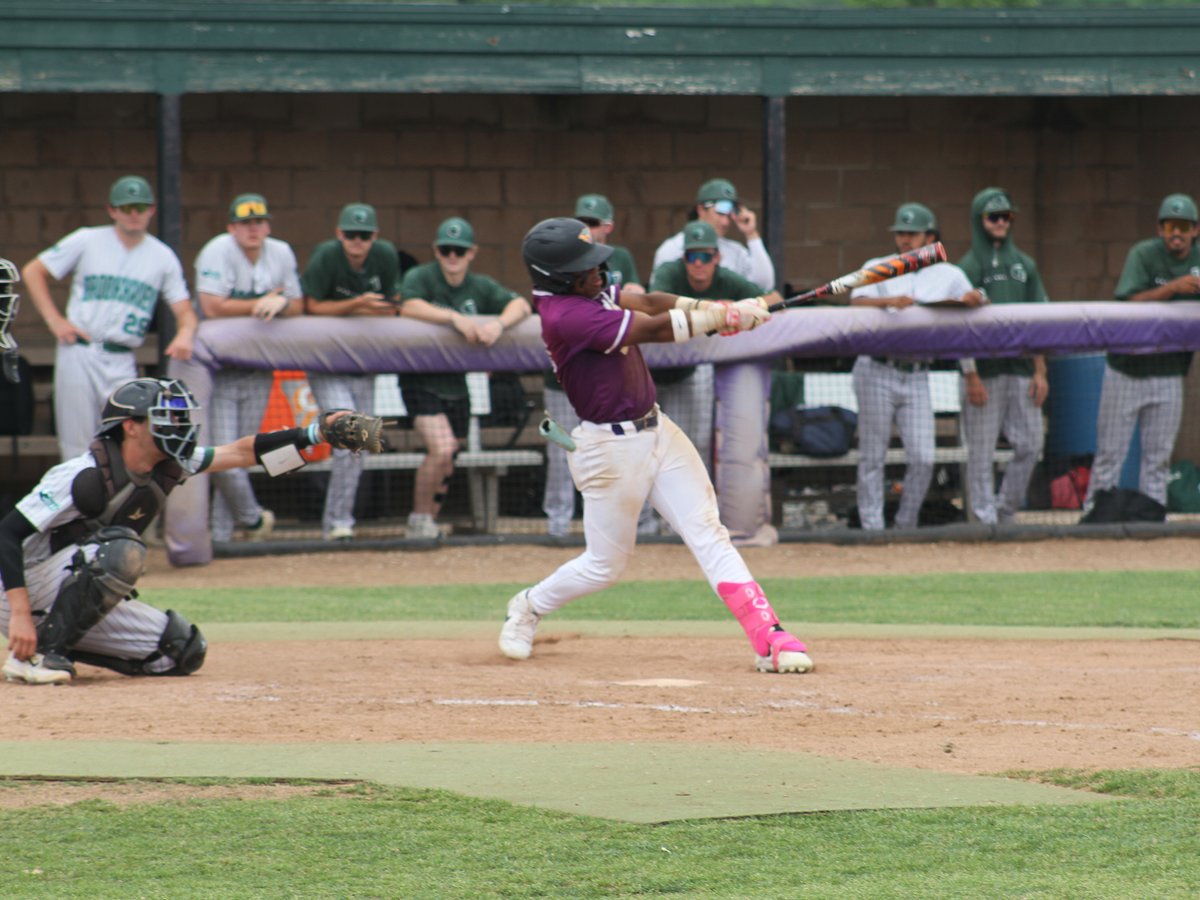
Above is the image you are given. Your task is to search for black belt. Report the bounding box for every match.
[76,338,134,353]
[610,411,658,435]
[871,356,928,373]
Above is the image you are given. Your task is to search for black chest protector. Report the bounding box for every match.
[49,438,186,552]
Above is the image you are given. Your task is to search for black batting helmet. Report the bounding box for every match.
[522,218,614,293]
[98,377,201,466]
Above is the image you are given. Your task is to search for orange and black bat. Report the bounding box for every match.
[768,242,948,312]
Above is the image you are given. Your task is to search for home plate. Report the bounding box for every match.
[613,678,705,688]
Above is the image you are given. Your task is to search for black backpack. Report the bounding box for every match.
[770,405,858,457]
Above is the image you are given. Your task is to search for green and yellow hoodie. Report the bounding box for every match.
[957,187,1047,378]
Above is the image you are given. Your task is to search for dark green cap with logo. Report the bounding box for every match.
[574,194,614,221]
[338,203,379,232]
[436,217,475,248]
[109,175,155,207]
[682,221,719,251]
[1158,193,1198,222]
[229,193,271,222]
[696,178,738,205]
[889,202,938,233]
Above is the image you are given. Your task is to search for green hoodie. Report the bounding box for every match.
[957,188,1047,378]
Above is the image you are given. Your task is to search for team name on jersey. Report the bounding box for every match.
[81,274,158,311]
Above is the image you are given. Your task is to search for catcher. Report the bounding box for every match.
[1,376,382,685]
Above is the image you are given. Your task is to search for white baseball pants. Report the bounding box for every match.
[960,374,1043,524]
[209,369,273,541]
[54,342,139,460]
[305,372,374,534]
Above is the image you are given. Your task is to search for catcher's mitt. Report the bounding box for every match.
[319,409,384,453]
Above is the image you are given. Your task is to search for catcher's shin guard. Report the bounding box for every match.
[37,527,146,669]
[70,610,207,677]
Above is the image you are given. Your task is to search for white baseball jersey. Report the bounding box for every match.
[851,259,973,305]
[652,232,776,293]
[39,226,190,348]
[195,233,302,303]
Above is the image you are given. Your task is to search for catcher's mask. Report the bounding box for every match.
[98,377,201,466]
[0,257,19,383]
[522,217,614,294]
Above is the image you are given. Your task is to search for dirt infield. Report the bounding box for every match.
[4,539,1198,793]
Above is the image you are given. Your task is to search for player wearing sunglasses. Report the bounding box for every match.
[651,178,775,293]
[21,175,197,461]
[398,217,531,539]
[1085,192,1200,517]
[301,202,402,541]
[956,187,1049,526]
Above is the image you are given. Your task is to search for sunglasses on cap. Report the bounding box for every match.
[702,200,737,216]
[342,231,375,242]
[116,203,151,214]
[1161,219,1196,234]
[685,250,716,265]
[576,217,602,227]
[234,200,268,219]
[437,245,469,257]
[985,212,1012,224]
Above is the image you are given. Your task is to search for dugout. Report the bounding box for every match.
[5,3,1200,543]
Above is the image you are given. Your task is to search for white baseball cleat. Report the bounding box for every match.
[754,630,814,674]
[242,509,276,543]
[3,652,73,685]
[406,513,440,540]
[499,589,541,660]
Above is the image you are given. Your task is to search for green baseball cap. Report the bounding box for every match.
[436,216,475,248]
[682,221,719,251]
[889,202,938,233]
[109,175,155,207]
[229,193,271,222]
[1158,193,1198,222]
[337,203,379,232]
[574,193,614,222]
[981,190,1018,215]
[696,178,739,206]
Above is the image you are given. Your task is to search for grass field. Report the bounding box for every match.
[2,568,1198,898]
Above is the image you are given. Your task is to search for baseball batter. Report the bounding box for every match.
[302,202,401,541]
[652,178,776,293]
[850,203,985,531]
[543,195,644,538]
[0,377,374,685]
[1085,192,1200,509]
[957,188,1049,525]
[196,193,303,543]
[501,218,811,674]
[21,176,197,460]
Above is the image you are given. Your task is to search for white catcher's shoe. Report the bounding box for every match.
[499,589,541,660]
[4,652,73,685]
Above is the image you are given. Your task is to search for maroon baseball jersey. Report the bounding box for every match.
[535,284,656,424]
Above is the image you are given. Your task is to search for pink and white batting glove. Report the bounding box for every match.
[732,297,771,332]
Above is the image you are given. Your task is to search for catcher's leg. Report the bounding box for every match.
[71,608,207,677]
[32,526,146,680]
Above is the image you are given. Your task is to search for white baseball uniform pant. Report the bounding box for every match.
[852,357,934,530]
[0,544,174,672]
[960,374,1043,524]
[54,341,139,460]
[305,372,374,534]
[527,410,751,615]
[638,365,714,534]
[1085,366,1183,507]
[209,369,273,541]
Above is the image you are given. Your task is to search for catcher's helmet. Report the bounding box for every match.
[98,377,201,466]
[522,217,614,293]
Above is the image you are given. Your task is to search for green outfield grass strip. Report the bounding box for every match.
[202,619,1200,643]
[0,741,1107,823]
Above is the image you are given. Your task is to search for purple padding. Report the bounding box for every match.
[188,303,1200,375]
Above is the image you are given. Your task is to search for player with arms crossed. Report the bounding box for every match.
[500,218,812,674]
[1,377,380,685]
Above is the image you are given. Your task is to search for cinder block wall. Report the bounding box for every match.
[3,91,1198,456]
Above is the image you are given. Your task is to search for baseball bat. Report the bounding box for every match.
[768,242,948,312]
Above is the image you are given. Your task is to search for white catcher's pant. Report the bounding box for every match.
[0,544,173,672]
[960,374,1043,524]
[528,410,752,615]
